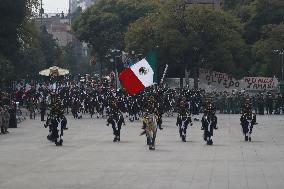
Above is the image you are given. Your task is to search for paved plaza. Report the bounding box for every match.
[1,114,284,189]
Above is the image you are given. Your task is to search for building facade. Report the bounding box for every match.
[37,16,73,47]
[69,0,96,13]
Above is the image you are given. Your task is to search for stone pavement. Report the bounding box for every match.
[1,114,284,189]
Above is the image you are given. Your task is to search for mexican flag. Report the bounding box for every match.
[119,51,157,95]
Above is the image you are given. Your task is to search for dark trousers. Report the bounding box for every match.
[41,111,45,121]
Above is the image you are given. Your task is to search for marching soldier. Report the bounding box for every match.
[257,93,265,115]
[71,99,79,119]
[39,98,47,121]
[252,95,258,114]
[191,91,202,121]
[274,93,282,114]
[201,96,218,145]
[45,100,68,146]
[176,99,193,142]
[28,97,36,119]
[240,97,257,142]
[156,100,164,130]
[141,96,159,150]
[266,91,273,114]
[107,99,125,142]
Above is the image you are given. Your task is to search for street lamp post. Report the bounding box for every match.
[110,49,121,90]
[279,50,284,81]
[114,55,119,90]
[274,49,284,94]
[274,49,284,81]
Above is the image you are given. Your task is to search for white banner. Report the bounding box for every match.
[243,77,278,91]
[199,69,279,91]
[164,78,181,88]
[199,69,241,91]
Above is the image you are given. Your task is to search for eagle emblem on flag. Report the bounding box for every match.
[139,67,148,75]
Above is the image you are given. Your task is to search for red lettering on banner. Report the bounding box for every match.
[199,69,278,91]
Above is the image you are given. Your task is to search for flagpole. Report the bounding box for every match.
[160,64,169,84]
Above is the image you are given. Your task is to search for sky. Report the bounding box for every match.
[43,0,69,13]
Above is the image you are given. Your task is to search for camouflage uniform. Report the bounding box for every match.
[45,101,67,146]
[2,106,10,134]
[0,105,4,134]
[219,93,226,114]
[140,95,160,150]
[274,94,282,114]
[28,99,36,119]
[143,112,158,150]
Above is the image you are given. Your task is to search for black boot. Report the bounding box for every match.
[117,135,120,142]
[147,137,150,145]
[149,145,155,150]
[1,127,5,134]
[55,139,63,146]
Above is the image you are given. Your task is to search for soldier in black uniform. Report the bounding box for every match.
[176,98,193,142]
[28,97,36,119]
[201,96,218,145]
[44,100,68,146]
[156,94,164,130]
[39,98,47,121]
[191,91,202,121]
[107,99,125,142]
[257,92,265,115]
[240,97,257,142]
[266,91,273,114]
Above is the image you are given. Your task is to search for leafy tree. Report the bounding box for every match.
[38,26,61,68]
[125,2,250,88]
[0,54,13,86]
[13,24,61,79]
[58,42,81,73]
[0,0,42,84]
[244,0,284,44]
[223,0,256,11]
[72,0,161,70]
[16,47,46,78]
[0,0,27,60]
[252,23,284,76]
